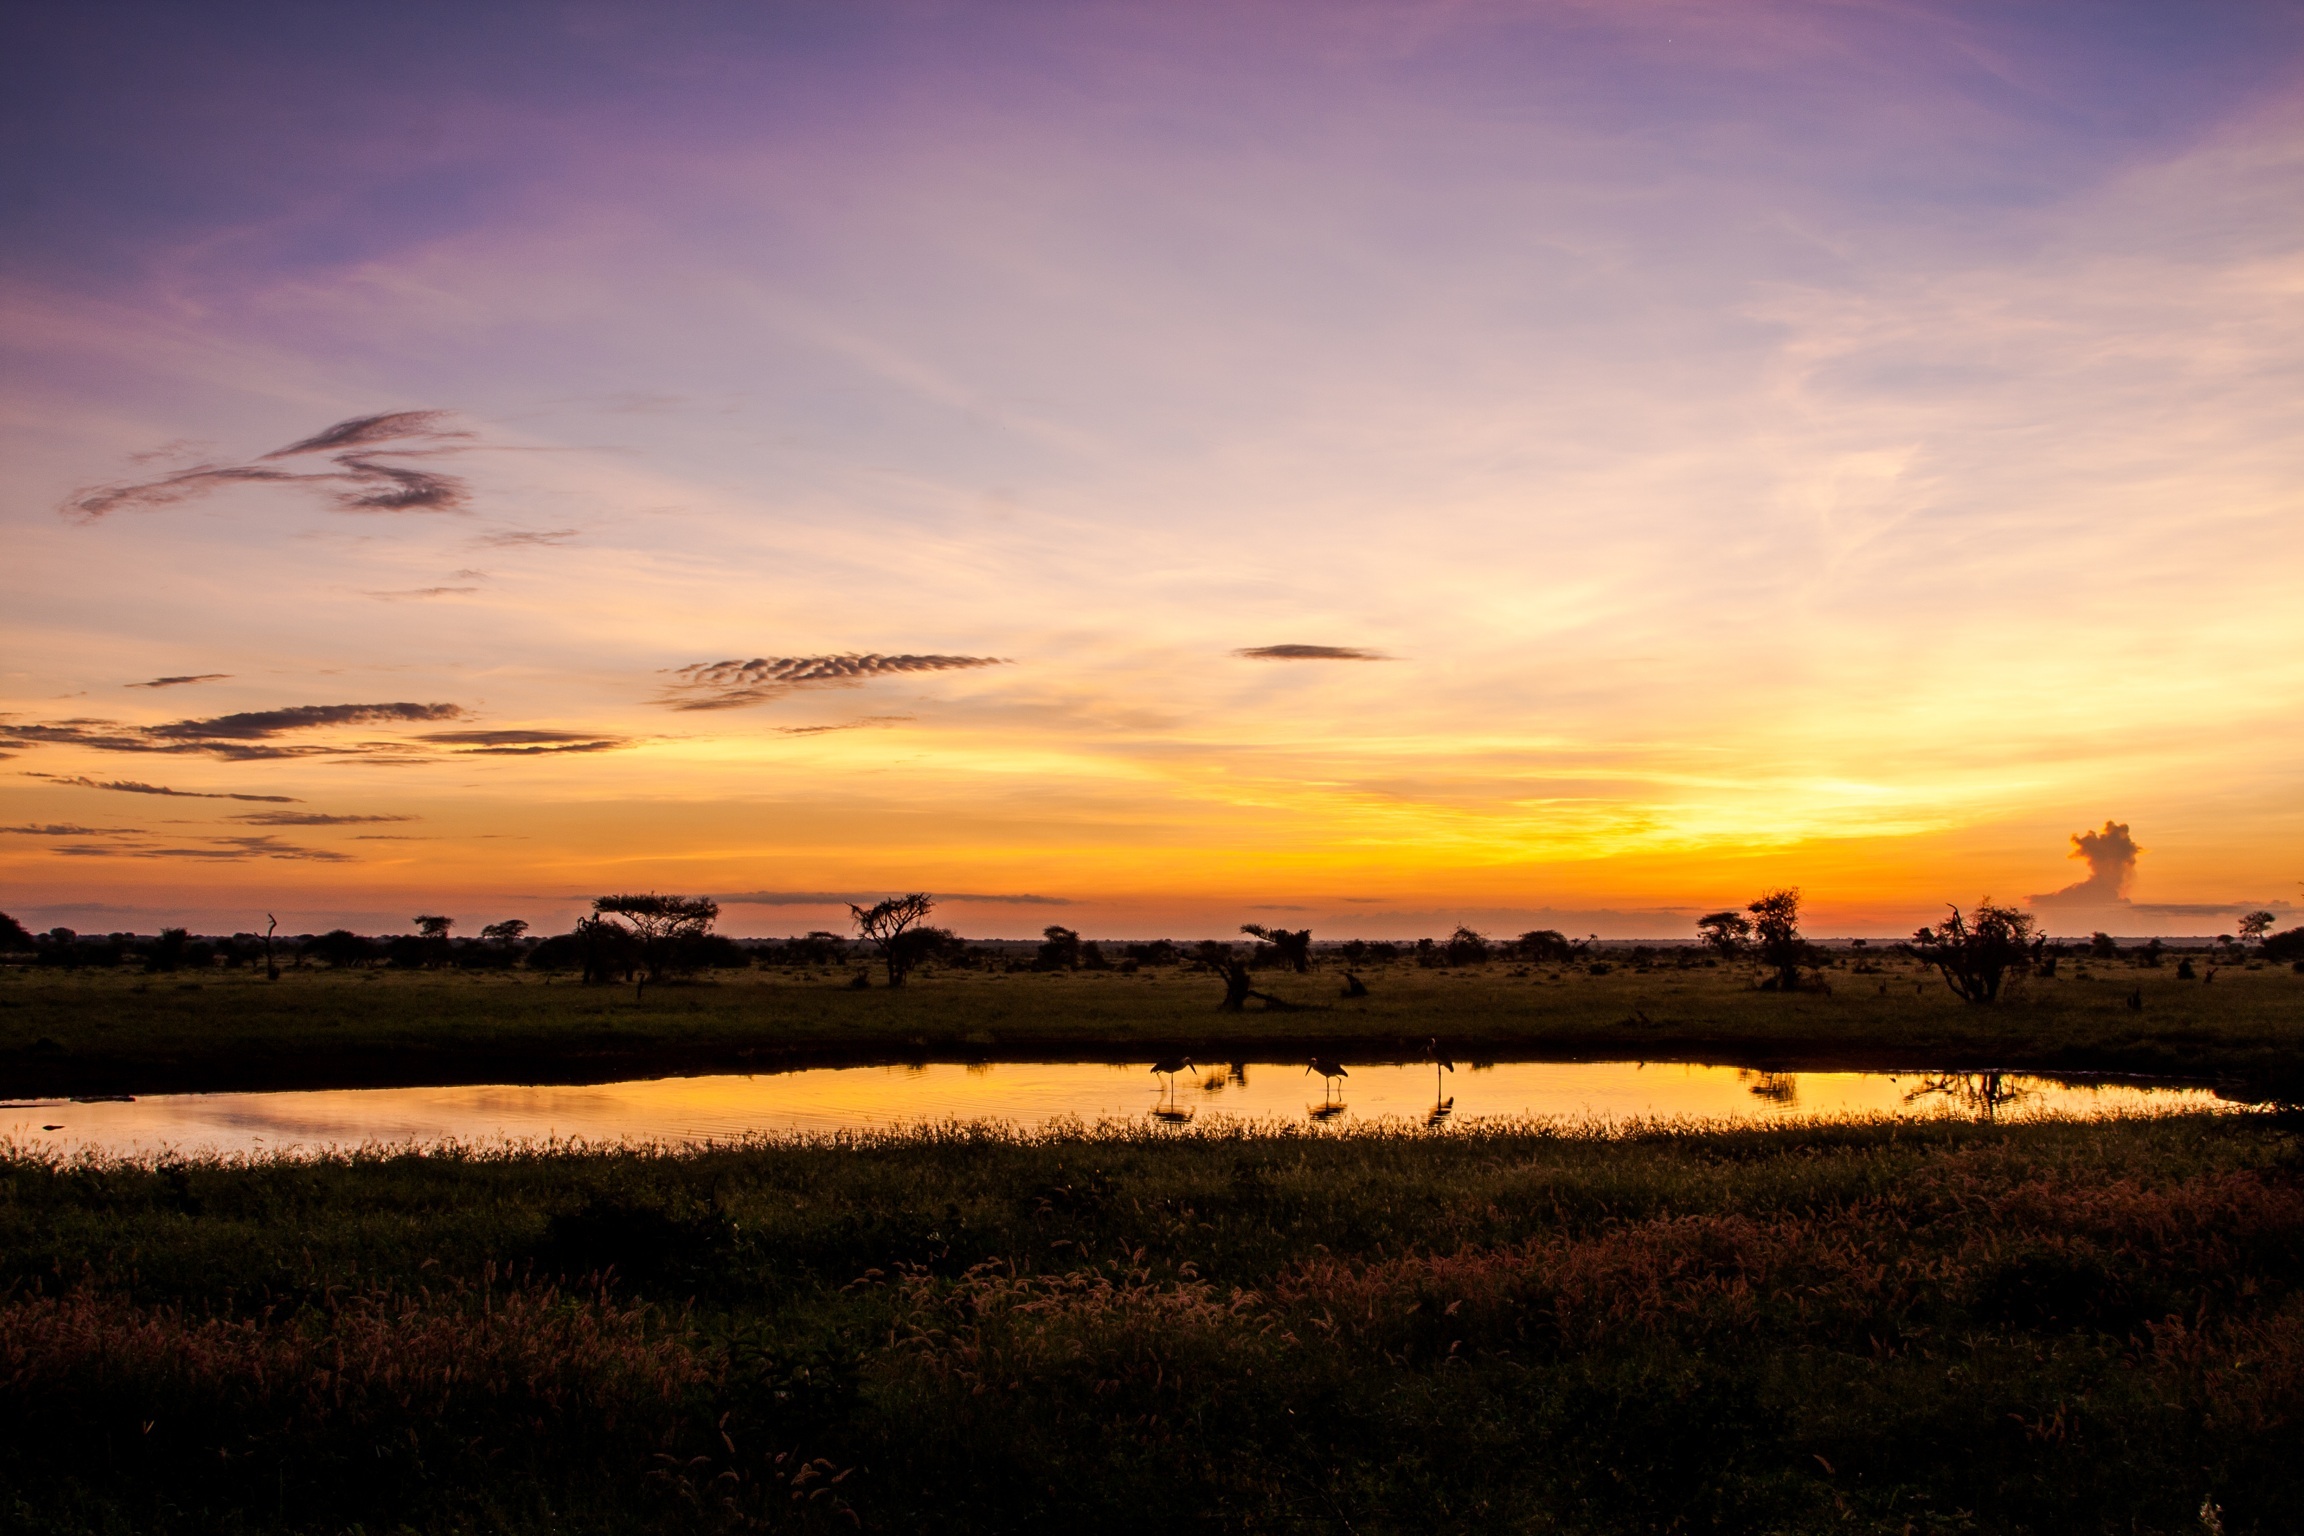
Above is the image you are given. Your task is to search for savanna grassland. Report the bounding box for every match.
[2,1114,2301,1533]
[1,952,2299,1098]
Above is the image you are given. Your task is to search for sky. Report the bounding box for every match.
[3,0,2302,941]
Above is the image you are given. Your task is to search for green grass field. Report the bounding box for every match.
[2,953,2300,1096]
[2,1113,2298,1533]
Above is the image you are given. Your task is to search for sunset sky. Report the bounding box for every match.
[4,0,2302,940]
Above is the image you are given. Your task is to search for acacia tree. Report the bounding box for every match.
[593,893,719,984]
[1695,911,1752,958]
[481,918,529,949]
[1747,889,1808,991]
[2239,911,2277,947]
[1241,924,1313,971]
[850,893,936,987]
[1910,902,2036,1003]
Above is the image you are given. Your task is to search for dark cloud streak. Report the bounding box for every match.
[26,773,298,803]
[62,411,473,522]
[1234,644,1391,661]
[665,653,1009,711]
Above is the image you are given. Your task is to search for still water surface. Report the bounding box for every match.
[0,1060,2231,1158]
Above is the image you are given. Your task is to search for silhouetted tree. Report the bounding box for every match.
[2239,911,2277,947]
[1034,925,1082,971]
[1747,889,1808,991]
[1512,929,1574,963]
[305,929,376,968]
[481,919,529,949]
[1696,911,1752,957]
[1195,940,1256,1010]
[2262,926,2304,963]
[0,911,31,951]
[1909,902,2036,1004]
[1241,924,1313,971]
[145,927,190,973]
[2089,931,2120,959]
[593,893,719,983]
[1444,926,1489,965]
[848,894,937,986]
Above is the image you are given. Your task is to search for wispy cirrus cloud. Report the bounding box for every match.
[126,674,230,689]
[2,823,144,836]
[1234,644,1392,661]
[475,528,578,548]
[2,703,465,761]
[232,811,415,826]
[26,773,298,803]
[60,411,473,522]
[776,715,914,736]
[663,654,1010,711]
[715,889,1072,906]
[50,833,354,863]
[413,729,633,755]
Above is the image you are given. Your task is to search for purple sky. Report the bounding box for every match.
[4,1,2303,938]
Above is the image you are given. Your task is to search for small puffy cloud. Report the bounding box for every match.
[663,653,1010,711]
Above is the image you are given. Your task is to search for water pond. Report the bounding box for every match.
[0,1058,2235,1158]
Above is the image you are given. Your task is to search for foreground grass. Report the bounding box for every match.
[2,957,2302,1096]
[1,1114,2300,1532]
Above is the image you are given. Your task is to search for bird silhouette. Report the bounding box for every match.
[1422,1039,1456,1126]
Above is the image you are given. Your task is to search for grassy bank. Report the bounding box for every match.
[2,955,2301,1097]
[1,1114,2298,1532]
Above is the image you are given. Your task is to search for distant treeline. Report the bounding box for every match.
[2,905,2297,981]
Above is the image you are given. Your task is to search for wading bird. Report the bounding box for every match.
[1424,1038,1455,1127]
[1306,1056,1349,1118]
[1150,1056,1195,1121]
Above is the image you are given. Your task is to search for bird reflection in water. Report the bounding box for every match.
[1306,1056,1349,1121]
[1903,1071,2029,1122]
[1741,1071,1798,1106]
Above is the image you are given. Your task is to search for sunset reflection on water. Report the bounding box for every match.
[0,1060,2234,1160]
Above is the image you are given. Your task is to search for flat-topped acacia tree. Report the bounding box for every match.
[850,893,936,986]
[592,894,719,984]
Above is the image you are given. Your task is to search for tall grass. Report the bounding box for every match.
[0,1114,2298,1531]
